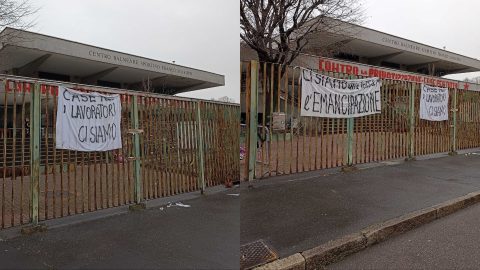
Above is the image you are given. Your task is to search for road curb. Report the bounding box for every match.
[361,206,437,247]
[253,190,480,270]
[254,253,305,270]
[302,232,366,270]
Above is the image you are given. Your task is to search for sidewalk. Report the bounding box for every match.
[241,151,480,259]
[0,187,240,270]
[329,202,480,269]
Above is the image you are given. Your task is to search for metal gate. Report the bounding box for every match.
[241,60,479,181]
[0,75,239,230]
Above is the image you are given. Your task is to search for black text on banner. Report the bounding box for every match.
[301,69,382,118]
[419,84,449,121]
[55,87,122,151]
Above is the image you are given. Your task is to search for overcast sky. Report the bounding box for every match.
[25,0,480,102]
[28,0,240,102]
[363,0,480,81]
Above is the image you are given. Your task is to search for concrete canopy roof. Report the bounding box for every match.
[302,19,480,76]
[0,28,225,95]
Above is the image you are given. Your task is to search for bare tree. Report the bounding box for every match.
[464,76,480,84]
[0,0,36,30]
[217,96,236,103]
[241,0,363,120]
[0,0,37,44]
[240,0,363,66]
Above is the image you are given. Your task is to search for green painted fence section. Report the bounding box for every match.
[241,61,479,181]
[0,76,239,230]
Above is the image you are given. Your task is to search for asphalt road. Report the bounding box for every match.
[241,152,480,258]
[329,202,480,270]
[0,188,240,270]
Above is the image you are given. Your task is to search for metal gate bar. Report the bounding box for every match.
[242,60,480,181]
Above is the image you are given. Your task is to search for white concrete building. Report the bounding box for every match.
[0,27,225,95]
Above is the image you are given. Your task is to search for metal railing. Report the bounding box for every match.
[0,76,240,230]
[241,60,480,181]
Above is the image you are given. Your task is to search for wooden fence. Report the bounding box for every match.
[241,61,480,181]
[0,75,239,230]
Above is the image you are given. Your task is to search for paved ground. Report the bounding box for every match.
[329,202,480,269]
[0,188,240,270]
[241,151,480,258]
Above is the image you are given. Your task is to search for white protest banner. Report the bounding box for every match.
[301,68,382,118]
[56,86,122,151]
[419,84,449,121]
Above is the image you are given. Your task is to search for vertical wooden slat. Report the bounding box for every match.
[166,99,172,196]
[408,82,415,159]
[283,67,289,175]
[384,79,390,160]
[30,83,41,225]
[179,100,186,193]
[10,83,17,226]
[196,101,206,193]
[450,88,457,154]
[131,95,142,204]
[393,80,398,157]
[43,85,49,219]
[20,83,27,224]
[161,98,168,196]
[144,97,150,198]
[289,66,295,174]
[248,61,258,181]
[346,117,354,166]
[269,63,275,176]
[2,81,8,228]
[153,98,160,197]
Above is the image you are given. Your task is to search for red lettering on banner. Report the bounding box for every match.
[345,65,352,74]
[324,60,330,71]
[319,59,324,71]
[320,59,359,76]
[52,86,59,96]
[17,82,23,93]
[353,66,359,75]
[14,82,20,92]
[332,62,338,72]
[318,58,477,90]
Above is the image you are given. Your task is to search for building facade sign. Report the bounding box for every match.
[87,50,194,77]
[295,55,480,91]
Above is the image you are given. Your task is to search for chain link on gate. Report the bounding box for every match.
[241,60,480,181]
[0,76,239,230]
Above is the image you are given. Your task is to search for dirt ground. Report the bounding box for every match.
[241,130,455,180]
